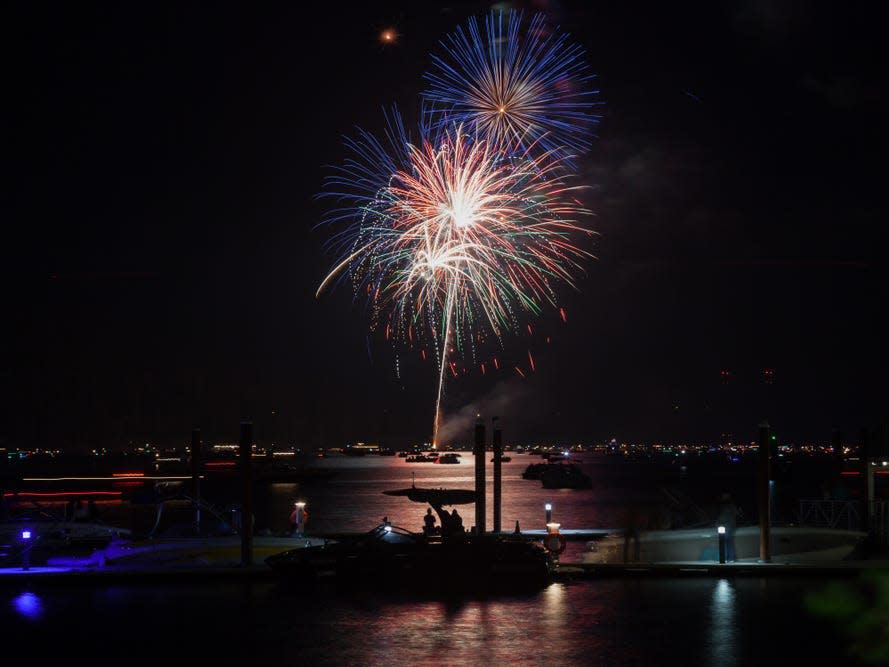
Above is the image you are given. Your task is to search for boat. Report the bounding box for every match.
[434,453,461,464]
[266,522,554,592]
[1,515,132,566]
[522,463,548,480]
[539,463,592,489]
[491,455,512,463]
[582,525,868,564]
[405,454,436,463]
[267,481,553,592]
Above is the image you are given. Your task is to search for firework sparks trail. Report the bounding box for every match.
[317,99,595,444]
[423,10,600,166]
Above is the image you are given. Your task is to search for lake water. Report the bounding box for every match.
[2,453,871,666]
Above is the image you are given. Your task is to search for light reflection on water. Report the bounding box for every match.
[1,578,858,666]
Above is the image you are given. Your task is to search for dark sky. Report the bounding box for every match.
[3,1,887,450]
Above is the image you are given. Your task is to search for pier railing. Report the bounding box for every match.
[798,499,863,532]
[798,499,889,545]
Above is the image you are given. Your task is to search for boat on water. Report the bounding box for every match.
[1,516,132,565]
[582,525,868,564]
[268,482,553,592]
[539,463,592,489]
[266,522,554,592]
[434,453,461,464]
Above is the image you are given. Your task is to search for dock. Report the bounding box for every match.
[2,531,888,586]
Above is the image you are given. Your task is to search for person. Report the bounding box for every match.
[423,508,437,535]
[716,492,738,562]
[72,499,90,522]
[289,505,308,536]
[621,501,645,562]
[450,508,464,535]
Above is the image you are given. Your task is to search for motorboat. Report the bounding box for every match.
[434,453,461,464]
[539,463,592,489]
[582,525,868,564]
[1,516,132,566]
[266,522,554,592]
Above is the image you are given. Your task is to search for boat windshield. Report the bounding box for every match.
[368,523,417,544]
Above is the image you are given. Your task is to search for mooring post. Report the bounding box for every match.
[474,416,486,535]
[757,420,772,562]
[493,417,502,533]
[240,421,254,566]
[191,428,201,536]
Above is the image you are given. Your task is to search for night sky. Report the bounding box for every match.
[3,1,887,450]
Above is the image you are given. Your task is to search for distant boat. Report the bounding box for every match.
[539,463,592,489]
[491,455,512,463]
[582,525,868,564]
[434,453,461,464]
[405,454,436,463]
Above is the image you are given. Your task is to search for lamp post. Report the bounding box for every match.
[21,529,32,571]
[545,502,552,525]
[718,525,726,564]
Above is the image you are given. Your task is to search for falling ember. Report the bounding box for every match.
[493,357,500,370]
[527,324,533,335]
[514,366,526,378]
[421,349,427,360]
[528,350,536,372]
[385,323,391,340]
[481,363,486,375]
[560,307,567,323]
[546,336,551,344]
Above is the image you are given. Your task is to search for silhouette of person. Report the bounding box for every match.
[450,508,464,535]
[423,508,437,535]
[716,493,738,562]
[622,502,644,562]
[72,499,89,522]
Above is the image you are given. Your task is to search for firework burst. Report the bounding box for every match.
[317,110,594,443]
[423,10,599,165]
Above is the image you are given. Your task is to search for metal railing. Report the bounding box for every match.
[798,499,863,531]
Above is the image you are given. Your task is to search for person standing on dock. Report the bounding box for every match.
[621,501,645,562]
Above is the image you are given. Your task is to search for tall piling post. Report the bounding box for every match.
[474,416,486,535]
[492,417,502,533]
[757,420,772,562]
[239,421,254,566]
[190,428,201,536]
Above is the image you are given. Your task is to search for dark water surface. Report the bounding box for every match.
[2,576,863,666]
[2,453,867,666]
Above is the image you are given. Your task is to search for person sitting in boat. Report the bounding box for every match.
[450,508,464,536]
[423,508,437,536]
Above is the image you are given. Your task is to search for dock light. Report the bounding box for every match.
[545,502,552,524]
[384,524,392,533]
[21,529,32,571]
[546,522,561,534]
[718,525,726,564]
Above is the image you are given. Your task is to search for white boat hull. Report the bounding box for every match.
[582,525,868,564]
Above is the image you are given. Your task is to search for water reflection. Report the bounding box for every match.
[708,578,738,666]
[12,591,43,620]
